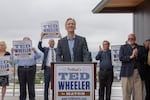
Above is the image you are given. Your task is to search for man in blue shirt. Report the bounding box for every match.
[12,37,41,100]
[95,40,113,100]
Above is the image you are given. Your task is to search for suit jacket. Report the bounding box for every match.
[143,48,150,80]
[56,35,91,62]
[119,44,145,80]
[38,41,56,70]
[145,48,150,66]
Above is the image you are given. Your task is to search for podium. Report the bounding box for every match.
[51,62,97,100]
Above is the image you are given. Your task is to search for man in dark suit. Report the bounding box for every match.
[38,33,56,100]
[56,18,91,62]
[119,33,145,100]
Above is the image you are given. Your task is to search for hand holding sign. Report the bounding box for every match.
[32,48,36,52]
[41,32,45,40]
[57,33,62,39]
[11,48,14,53]
[41,32,62,40]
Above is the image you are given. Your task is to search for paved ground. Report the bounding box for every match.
[1,83,123,100]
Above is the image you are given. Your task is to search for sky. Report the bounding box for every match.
[0,0,133,53]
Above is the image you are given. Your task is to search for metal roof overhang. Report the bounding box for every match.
[92,0,144,13]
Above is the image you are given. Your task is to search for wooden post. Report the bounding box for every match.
[51,63,54,100]
[94,62,97,100]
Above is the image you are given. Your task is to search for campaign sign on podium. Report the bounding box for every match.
[51,63,96,100]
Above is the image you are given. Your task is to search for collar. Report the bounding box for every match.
[103,49,110,52]
[49,47,54,49]
[67,34,76,40]
[127,43,138,48]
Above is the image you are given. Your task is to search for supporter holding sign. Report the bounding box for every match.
[12,37,41,100]
[38,33,57,100]
[0,41,11,100]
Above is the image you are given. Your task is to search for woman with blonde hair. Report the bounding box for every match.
[0,41,11,100]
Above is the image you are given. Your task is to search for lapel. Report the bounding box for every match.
[45,48,49,59]
[46,47,50,54]
[54,48,57,52]
[126,44,133,53]
[126,44,138,54]
[64,37,71,58]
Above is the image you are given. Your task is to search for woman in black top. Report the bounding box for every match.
[0,41,11,100]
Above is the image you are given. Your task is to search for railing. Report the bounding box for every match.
[3,64,44,96]
[0,64,121,96]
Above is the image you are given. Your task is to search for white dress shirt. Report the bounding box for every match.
[46,47,56,67]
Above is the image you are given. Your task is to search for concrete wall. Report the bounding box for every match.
[134,0,150,44]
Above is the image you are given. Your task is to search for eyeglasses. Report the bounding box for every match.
[128,38,134,40]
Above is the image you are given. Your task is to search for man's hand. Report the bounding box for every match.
[32,48,36,52]
[11,48,14,53]
[99,46,103,51]
[57,33,62,38]
[133,48,138,57]
[8,60,12,64]
[41,32,46,40]
[130,48,138,59]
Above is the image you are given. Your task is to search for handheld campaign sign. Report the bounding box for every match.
[41,21,60,39]
[53,63,95,100]
[0,56,11,76]
[13,40,32,59]
[111,45,121,66]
